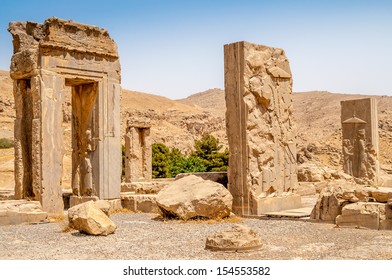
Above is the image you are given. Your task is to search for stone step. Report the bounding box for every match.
[263,207,313,218]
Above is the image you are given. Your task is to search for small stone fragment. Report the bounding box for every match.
[205,225,262,251]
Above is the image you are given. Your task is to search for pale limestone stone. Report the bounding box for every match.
[94,200,111,216]
[68,201,116,236]
[156,175,232,220]
[311,183,392,229]
[124,117,152,183]
[0,200,47,226]
[205,225,262,251]
[9,17,121,214]
[121,181,171,194]
[256,194,302,214]
[121,194,159,213]
[224,41,297,216]
[341,98,379,185]
[336,202,388,230]
[175,172,228,187]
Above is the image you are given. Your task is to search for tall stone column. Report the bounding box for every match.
[224,41,298,216]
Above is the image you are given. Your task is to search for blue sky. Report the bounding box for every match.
[0,0,391,99]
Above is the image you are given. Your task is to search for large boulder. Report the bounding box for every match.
[155,175,233,220]
[68,201,116,236]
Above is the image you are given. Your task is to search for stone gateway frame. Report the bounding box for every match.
[9,18,121,214]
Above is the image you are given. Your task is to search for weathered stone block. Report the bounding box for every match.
[121,194,159,213]
[256,194,302,214]
[336,202,386,230]
[0,200,47,226]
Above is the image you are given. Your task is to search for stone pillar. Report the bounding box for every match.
[124,118,152,182]
[224,41,298,216]
[341,98,379,184]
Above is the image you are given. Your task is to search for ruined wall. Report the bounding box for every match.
[341,98,379,184]
[224,41,297,216]
[9,18,121,214]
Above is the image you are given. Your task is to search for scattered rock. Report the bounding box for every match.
[68,201,116,236]
[205,224,262,251]
[336,202,392,230]
[310,183,372,221]
[155,175,233,220]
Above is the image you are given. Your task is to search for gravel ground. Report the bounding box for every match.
[1,212,392,260]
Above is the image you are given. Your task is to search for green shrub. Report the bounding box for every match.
[0,138,14,149]
[151,134,228,178]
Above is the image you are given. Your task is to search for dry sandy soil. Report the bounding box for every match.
[1,210,392,260]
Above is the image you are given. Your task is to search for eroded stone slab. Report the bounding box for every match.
[0,200,47,226]
[336,202,392,230]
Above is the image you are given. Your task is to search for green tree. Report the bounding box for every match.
[152,143,171,178]
[167,147,187,177]
[191,134,228,172]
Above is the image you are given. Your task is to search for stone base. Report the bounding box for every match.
[121,193,158,213]
[0,200,48,226]
[256,194,302,215]
[0,189,14,201]
[69,195,99,208]
[106,199,123,212]
[336,202,392,230]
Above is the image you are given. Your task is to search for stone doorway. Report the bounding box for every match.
[9,18,121,214]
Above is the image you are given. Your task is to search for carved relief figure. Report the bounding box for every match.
[342,139,353,175]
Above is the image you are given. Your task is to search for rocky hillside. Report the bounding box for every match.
[178,88,392,170]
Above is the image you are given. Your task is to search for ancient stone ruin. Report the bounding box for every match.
[124,117,152,182]
[9,17,121,214]
[341,98,379,184]
[224,41,299,216]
